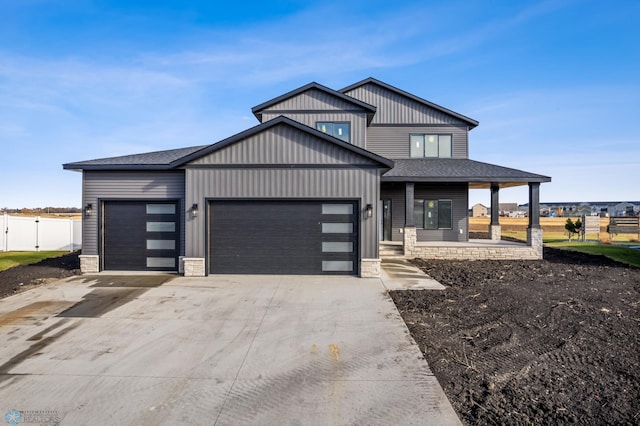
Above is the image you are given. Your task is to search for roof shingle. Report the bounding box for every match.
[383,159,550,186]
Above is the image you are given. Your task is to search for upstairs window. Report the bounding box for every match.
[410,134,452,158]
[317,122,350,143]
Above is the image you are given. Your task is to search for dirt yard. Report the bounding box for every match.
[0,252,80,299]
[391,247,639,425]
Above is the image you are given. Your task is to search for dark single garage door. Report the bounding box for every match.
[103,201,179,271]
[210,200,358,274]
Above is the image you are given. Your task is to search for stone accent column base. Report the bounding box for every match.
[178,256,185,274]
[527,228,543,259]
[183,258,206,277]
[403,227,417,257]
[360,258,381,278]
[79,255,99,273]
[490,225,501,241]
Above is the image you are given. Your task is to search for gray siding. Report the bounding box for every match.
[381,183,468,242]
[185,168,380,262]
[82,171,185,256]
[191,124,374,165]
[345,84,469,126]
[261,112,367,148]
[366,125,468,159]
[264,88,364,112]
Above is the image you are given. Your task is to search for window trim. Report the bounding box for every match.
[316,121,351,143]
[409,133,453,158]
[414,199,453,230]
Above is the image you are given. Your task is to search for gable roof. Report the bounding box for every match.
[63,145,208,171]
[383,158,550,188]
[63,116,393,171]
[251,82,377,124]
[340,77,479,129]
[174,116,393,168]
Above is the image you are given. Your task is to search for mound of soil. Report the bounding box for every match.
[391,247,640,425]
[0,252,80,299]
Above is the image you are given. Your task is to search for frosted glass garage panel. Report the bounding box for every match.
[322,223,353,233]
[322,204,353,215]
[146,222,175,232]
[147,239,175,250]
[146,257,175,268]
[146,204,176,214]
[322,261,353,272]
[322,242,353,252]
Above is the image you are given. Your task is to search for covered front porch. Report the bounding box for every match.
[379,158,551,260]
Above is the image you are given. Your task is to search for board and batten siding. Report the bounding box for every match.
[263,88,365,113]
[260,112,368,148]
[344,84,470,126]
[82,171,185,256]
[381,183,468,242]
[366,125,468,159]
[185,168,380,261]
[189,124,375,166]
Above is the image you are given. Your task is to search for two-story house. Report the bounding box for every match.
[64,78,550,277]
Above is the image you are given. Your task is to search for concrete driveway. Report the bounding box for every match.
[0,274,460,425]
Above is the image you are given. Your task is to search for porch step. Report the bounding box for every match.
[379,244,404,259]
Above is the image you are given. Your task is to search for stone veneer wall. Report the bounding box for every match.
[360,258,381,278]
[79,255,100,273]
[406,246,541,260]
[183,258,205,277]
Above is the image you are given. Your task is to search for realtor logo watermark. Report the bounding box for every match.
[5,409,61,425]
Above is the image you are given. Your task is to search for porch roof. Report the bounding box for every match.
[382,158,551,188]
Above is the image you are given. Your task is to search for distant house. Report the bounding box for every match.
[471,203,488,217]
[499,203,520,217]
[523,201,640,218]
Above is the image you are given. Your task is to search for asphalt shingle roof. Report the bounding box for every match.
[63,145,208,170]
[383,159,551,184]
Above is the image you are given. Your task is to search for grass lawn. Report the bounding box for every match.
[500,231,640,268]
[0,251,68,272]
[545,242,640,269]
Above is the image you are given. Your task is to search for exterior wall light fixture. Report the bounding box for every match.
[366,204,373,218]
[190,203,199,218]
[84,203,93,216]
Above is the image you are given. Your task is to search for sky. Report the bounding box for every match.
[0,0,638,208]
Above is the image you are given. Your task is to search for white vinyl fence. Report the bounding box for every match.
[1,213,81,252]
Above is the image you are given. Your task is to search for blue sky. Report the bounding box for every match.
[1,0,638,208]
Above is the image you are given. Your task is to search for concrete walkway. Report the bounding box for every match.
[0,274,459,425]
[380,259,446,290]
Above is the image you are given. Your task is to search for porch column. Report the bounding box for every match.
[403,182,416,256]
[528,182,540,229]
[527,182,543,258]
[490,183,501,241]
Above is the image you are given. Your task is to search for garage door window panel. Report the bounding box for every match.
[322,223,353,233]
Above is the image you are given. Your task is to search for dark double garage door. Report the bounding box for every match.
[210,200,358,275]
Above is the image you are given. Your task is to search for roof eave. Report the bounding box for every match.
[381,176,551,183]
[62,164,174,171]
